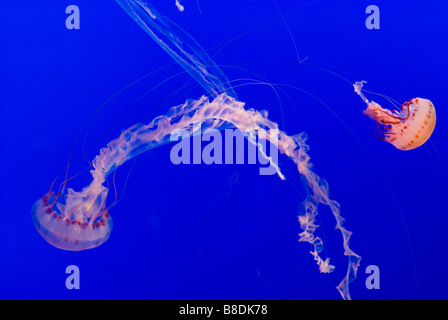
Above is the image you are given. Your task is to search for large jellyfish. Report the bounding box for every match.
[354,81,436,150]
[32,0,361,300]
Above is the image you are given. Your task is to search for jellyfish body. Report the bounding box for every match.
[32,192,112,251]
[354,81,436,150]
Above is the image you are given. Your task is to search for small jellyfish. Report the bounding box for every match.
[354,81,436,150]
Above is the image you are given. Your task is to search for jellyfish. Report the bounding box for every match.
[354,81,436,150]
[32,0,361,300]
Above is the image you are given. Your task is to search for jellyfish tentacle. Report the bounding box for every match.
[115,0,237,99]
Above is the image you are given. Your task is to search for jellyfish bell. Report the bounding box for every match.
[354,81,436,150]
[32,190,113,251]
[364,97,436,151]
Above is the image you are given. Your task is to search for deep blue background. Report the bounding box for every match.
[1,0,447,300]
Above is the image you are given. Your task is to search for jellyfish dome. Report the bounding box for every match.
[32,191,112,251]
[354,81,436,150]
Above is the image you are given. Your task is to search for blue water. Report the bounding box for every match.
[1,0,447,300]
